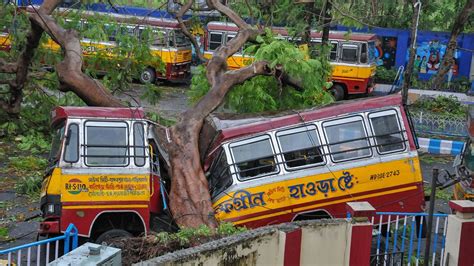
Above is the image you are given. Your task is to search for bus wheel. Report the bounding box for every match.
[330,84,345,101]
[95,229,133,245]
[140,67,156,84]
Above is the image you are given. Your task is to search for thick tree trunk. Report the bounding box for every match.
[432,0,474,90]
[167,0,305,228]
[401,0,420,105]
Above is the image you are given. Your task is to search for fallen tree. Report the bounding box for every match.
[0,0,331,228]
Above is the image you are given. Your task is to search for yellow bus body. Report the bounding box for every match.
[213,156,423,225]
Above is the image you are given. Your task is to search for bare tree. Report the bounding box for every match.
[1,0,305,228]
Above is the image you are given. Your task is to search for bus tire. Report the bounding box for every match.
[330,84,345,101]
[95,229,133,245]
[140,67,156,84]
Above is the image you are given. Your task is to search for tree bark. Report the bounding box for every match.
[401,0,420,105]
[321,0,332,46]
[1,3,58,116]
[167,0,305,228]
[29,2,123,107]
[431,0,474,90]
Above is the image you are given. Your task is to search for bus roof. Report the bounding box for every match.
[206,21,377,41]
[24,5,181,28]
[51,106,146,126]
[201,94,403,155]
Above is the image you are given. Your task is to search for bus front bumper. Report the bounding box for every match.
[39,220,60,234]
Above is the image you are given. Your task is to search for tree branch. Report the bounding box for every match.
[0,58,17,73]
[175,0,207,63]
[29,8,123,107]
[207,0,251,30]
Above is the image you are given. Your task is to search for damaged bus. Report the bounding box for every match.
[39,94,425,241]
[201,94,425,227]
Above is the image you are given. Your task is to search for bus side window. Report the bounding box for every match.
[369,111,406,154]
[209,32,223,51]
[151,31,166,47]
[276,125,324,169]
[208,149,232,198]
[330,42,338,61]
[168,30,175,47]
[64,124,79,163]
[340,44,358,63]
[230,136,278,180]
[324,117,372,162]
[360,43,368,64]
[134,123,146,167]
[310,41,322,58]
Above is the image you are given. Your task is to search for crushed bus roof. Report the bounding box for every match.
[51,106,146,126]
[201,94,403,154]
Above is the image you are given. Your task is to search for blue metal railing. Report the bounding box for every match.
[348,212,449,266]
[0,223,78,265]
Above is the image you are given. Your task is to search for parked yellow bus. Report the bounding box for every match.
[204,22,377,100]
[1,6,192,83]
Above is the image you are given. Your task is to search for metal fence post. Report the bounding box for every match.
[424,168,438,266]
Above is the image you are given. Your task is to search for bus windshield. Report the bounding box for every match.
[48,124,65,166]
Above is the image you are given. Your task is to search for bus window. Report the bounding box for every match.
[330,42,338,61]
[208,149,232,198]
[368,41,376,63]
[209,32,223,51]
[276,126,324,169]
[133,122,146,167]
[369,111,406,154]
[120,25,136,37]
[151,30,167,47]
[230,136,278,180]
[64,124,79,163]
[226,34,235,44]
[84,121,129,166]
[104,24,117,42]
[173,30,190,47]
[340,44,358,63]
[324,117,371,162]
[360,43,368,64]
[48,124,65,166]
[310,41,322,58]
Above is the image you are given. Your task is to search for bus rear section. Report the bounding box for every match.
[39,107,171,243]
[202,94,425,227]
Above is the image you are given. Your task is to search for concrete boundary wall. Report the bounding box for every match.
[136,218,373,266]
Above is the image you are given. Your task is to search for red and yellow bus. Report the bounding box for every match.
[204,22,377,100]
[202,94,424,226]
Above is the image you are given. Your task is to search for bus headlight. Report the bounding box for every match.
[47,204,55,214]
